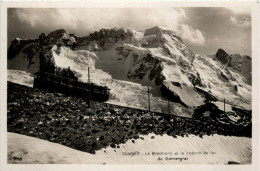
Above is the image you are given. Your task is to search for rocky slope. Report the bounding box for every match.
[8,82,251,156]
[214,48,252,85]
[7,26,252,115]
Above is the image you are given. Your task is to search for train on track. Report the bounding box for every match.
[33,71,110,102]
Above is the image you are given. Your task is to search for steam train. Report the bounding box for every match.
[33,71,110,102]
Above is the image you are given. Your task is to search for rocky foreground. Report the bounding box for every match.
[8,82,251,154]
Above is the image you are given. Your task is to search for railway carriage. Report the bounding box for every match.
[33,71,110,102]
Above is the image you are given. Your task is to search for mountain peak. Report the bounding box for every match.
[47,29,68,36]
[144,26,176,37]
[216,48,228,55]
[215,48,230,64]
[46,29,70,40]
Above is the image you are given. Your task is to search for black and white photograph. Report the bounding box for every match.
[1,1,259,170]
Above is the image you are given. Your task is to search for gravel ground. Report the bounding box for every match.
[7,82,251,154]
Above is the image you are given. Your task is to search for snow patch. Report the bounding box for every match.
[163,80,205,107]
[7,70,34,87]
[8,132,251,164]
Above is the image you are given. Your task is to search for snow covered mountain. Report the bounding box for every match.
[213,49,252,85]
[7,26,252,116]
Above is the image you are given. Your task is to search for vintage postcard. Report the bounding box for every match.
[1,1,259,171]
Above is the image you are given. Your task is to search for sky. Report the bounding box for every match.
[8,7,251,56]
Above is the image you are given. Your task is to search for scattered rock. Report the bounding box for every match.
[7,82,252,155]
[83,116,89,120]
[78,115,84,120]
[38,121,43,126]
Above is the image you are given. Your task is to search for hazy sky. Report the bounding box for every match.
[8,7,251,56]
